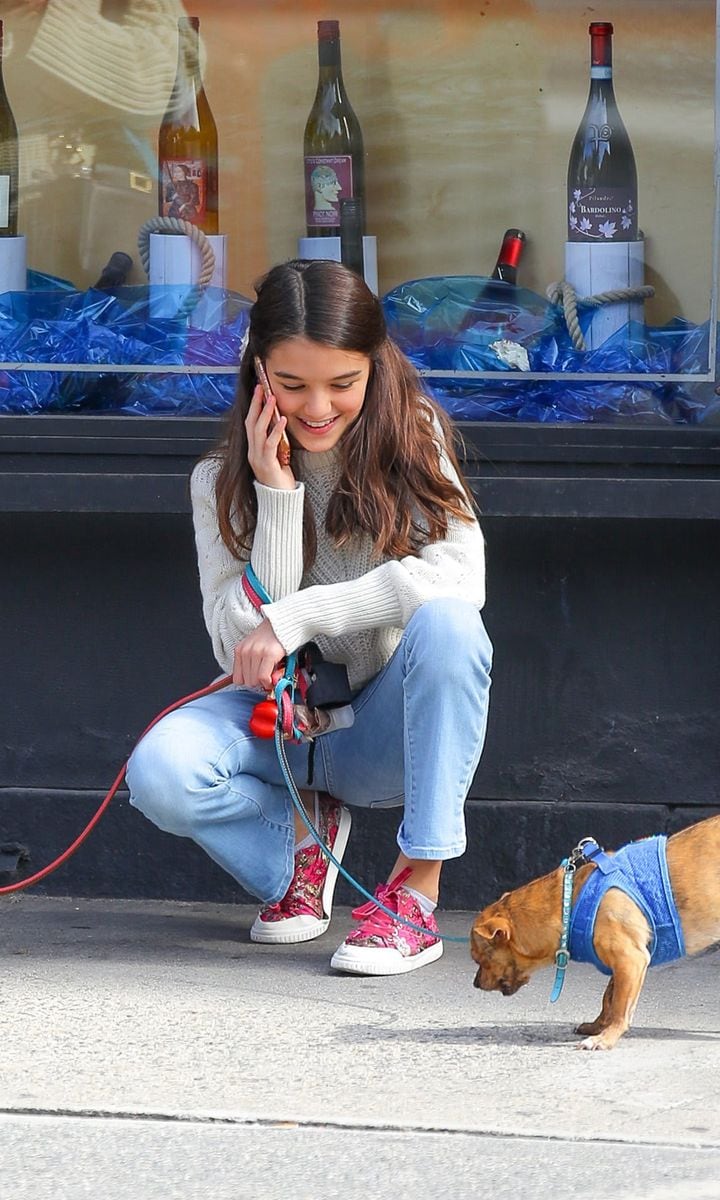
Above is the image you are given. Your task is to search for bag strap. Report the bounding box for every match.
[242,562,272,609]
[241,563,305,740]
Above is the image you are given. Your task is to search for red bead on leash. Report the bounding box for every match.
[249,697,278,739]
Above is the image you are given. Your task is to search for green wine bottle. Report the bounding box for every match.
[340,197,364,276]
[567,22,637,243]
[303,19,365,239]
[0,20,19,238]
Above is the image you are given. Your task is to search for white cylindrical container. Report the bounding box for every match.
[149,232,227,329]
[0,235,27,295]
[298,235,341,263]
[361,236,378,295]
[298,234,378,294]
[564,238,645,350]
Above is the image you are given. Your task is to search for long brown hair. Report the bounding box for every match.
[213,259,475,565]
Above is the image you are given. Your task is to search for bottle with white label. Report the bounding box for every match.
[567,21,637,243]
[303,19,365,239]
[0,20,19,238]
[564,21,644,348]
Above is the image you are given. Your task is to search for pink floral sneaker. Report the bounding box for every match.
[250,794,351,945]
[330,867,443,975]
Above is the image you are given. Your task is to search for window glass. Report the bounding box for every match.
[0,0,715,423]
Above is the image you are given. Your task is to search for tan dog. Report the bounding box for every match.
[470,813,720,1050]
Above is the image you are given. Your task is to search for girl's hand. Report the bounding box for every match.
[233,618,287,692]
[245,385,295,490]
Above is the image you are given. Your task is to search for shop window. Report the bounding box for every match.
[0,0,716,424]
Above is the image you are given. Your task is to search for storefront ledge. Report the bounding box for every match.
[1,469,720,519]
[1,416,719,518]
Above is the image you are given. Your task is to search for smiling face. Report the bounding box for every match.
[264,336,371,453]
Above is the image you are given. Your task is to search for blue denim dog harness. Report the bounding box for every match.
[568,835,686,975]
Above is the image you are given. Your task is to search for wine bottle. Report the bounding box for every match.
[455,230,526,336]
[93,251,133,290]
[158,16,218,235]
[0,20,19,239]
[303,19,365,239]
[490,229,526,284]
[339,198,364,276]
[567,21,637,243]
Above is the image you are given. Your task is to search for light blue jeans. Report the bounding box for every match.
[127,598,492,904]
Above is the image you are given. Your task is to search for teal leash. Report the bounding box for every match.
[245,562,467,945]
[549,838,597,1001]
[272,671,468,945]
[549,858,575,1002]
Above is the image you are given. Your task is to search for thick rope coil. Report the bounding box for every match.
[137,216,216,320]
[547,279,656,351]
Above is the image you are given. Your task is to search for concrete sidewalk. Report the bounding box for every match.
[1,896,719,1199]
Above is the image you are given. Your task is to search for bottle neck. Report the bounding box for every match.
[496,230,524,270]
[177,20,202,88]
[590,28,613,81]
[318,36,342,77]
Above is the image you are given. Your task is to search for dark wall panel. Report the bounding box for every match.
[2,511,719,905]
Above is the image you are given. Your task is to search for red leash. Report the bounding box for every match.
[0,674,233,896]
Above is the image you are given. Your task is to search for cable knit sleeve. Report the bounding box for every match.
[190,457,305,671]
[261,442,485,654]
[250,481,305,600]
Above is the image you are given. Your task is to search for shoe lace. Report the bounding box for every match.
[349,866,413,937]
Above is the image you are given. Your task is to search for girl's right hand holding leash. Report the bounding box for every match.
[246,385,296,491]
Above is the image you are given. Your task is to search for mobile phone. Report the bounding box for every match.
[254,356,291,466]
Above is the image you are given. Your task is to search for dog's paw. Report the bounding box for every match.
[574,1021,603,1036]
[576,1033,616,1051]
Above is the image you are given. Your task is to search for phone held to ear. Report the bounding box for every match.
[254,356,291,467]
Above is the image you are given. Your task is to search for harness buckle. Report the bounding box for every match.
[554,948,570,969]
[568,837,600,870]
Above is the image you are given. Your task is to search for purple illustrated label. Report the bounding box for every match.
[568,187,637,242]
[304,154,353,228]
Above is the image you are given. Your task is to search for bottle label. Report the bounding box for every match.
[0,176,9,228]
[160,158,207,226]
[568,187,637,242]
[304,154,353,228]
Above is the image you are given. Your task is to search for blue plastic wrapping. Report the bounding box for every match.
[382,276,719,424]
[1,272,717,422]
[0,273,250,415]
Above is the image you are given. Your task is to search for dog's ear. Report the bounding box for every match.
[473,916,512,943]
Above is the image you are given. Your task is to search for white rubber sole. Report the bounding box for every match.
[249,912,330,945]
[250,804,352,945]
[330,937,444,976]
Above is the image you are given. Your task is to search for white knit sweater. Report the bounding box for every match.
[191,440,486,691]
